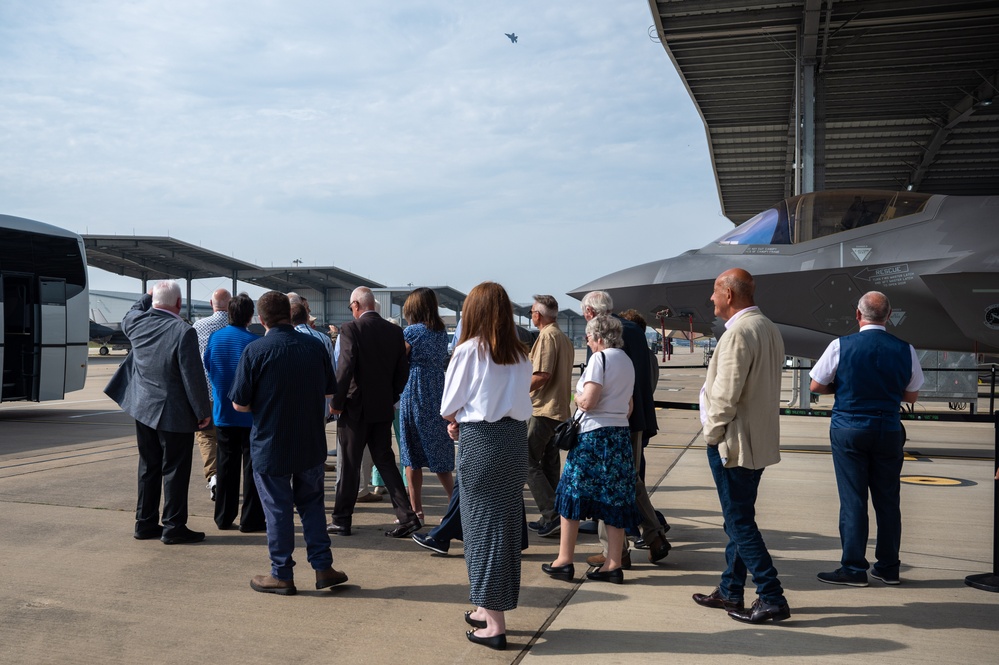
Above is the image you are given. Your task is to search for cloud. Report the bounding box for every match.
[0,1,732,305]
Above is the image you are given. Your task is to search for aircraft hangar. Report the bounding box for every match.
[82,234,467,325]
[647,0,999,223]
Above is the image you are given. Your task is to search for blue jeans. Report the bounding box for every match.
[253,464,333,581]
[707,446,784,604]
[830,427,903,576]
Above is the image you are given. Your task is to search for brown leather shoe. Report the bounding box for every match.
[315,567,349,589]
[585,551,632,570]
[356,491,382,503]
[250,574,297,596]
[692,588,743,611]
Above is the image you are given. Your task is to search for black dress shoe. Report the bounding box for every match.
[466,630,506,651]
[326,523,351,536]
[542,562,575,581]
[692,588,744,611]
[133,525,163,540]
[161,527,206,545]
[586,567,624,584]
[728,598,791,624]
[385,519,422,538]
[646,533,672,563]
[464,610,487,629]
[238,523,266,533]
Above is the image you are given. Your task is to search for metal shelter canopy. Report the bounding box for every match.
[374,286,468,315]
[648,0,999,224]
[83,235,383,293]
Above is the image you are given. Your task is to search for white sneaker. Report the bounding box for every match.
[207,475,217,501]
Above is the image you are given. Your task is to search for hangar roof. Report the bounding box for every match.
[83,235,383,293]
[649,0,999,223]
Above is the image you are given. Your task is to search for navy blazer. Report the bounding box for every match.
[104,296,211,433]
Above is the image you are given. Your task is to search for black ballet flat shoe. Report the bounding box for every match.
[586,567,624,584]
[542,562,575,581]
[464,610,487,629]
[466,630,507,651]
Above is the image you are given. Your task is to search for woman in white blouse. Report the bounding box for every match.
[440,281,532,651]
[542,314,640,584]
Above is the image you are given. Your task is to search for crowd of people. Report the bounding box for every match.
[104,272,925,649]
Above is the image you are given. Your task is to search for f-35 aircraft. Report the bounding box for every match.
[570,190,999,359]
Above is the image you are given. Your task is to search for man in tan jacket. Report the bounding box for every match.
[693,268,791,624]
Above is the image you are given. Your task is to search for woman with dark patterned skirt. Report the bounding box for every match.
[440,282,532,651]
[543,314,641,584]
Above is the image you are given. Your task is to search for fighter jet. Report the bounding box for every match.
[505,33,517,43]
[570,189,999,359]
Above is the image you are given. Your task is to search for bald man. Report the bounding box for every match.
[193,288,232,497]
[694,268,790,624]
[810,291,923,587]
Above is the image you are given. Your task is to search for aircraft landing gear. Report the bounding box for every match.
[99,346,109,355]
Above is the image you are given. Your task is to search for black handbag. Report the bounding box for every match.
[553,410,582,451]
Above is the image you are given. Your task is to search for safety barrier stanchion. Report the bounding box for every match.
[964,410,999,592]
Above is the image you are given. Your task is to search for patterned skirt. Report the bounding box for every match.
[554,425,641,529]
[458,418,528,612]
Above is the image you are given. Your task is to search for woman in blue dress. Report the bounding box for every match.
[400,287,455,519]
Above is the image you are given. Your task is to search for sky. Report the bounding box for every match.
[0,1,734,309]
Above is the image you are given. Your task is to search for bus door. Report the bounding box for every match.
[38,277,67,401]
[2,272,38,401]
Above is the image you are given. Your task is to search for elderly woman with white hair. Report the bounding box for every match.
[542,314,640,584]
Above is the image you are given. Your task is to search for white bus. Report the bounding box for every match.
[1,214,89,402]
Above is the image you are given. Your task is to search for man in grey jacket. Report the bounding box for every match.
[105,280,211,544]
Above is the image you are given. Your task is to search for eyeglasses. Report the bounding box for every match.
[530,309,539,316]
[349,301,359,310]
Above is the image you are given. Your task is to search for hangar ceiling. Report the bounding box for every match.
[648,0,999,223]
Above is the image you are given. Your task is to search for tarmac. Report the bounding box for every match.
[1,349,997,664]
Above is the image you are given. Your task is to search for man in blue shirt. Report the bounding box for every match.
[810,291,924,586]
[231,291,344,595]
[203,293,264,532]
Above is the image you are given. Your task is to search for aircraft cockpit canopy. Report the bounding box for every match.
[715,190,932,246]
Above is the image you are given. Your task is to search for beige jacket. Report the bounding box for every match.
[703,308,784,469]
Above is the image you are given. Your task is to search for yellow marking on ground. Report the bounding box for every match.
[900,476,963,486]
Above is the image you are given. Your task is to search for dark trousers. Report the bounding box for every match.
[135,421,193,537]
[215,426,265,530]
[707,445,784,604]
[254,464,333,581]
[525,415,561,524]
[830,426,904,576]
[331,416,415,526]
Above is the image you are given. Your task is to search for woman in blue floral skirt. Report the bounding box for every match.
[543,314,641,584]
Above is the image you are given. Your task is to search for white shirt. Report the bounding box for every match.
[440,338,533,423]
[809,324,924,391]
[575,348,634,433]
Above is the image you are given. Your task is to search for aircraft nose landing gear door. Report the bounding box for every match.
[38,277,67,401]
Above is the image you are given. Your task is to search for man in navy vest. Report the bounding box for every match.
[809,291,924,586]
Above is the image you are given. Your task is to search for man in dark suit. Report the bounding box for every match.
[327,286,419,537]
[104,280,212,544]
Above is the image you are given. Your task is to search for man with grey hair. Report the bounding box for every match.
[580,291,671,566]
[328,287,418,537]
[810,290,923,587]
[193,287,232,500]
[525,294,575,537]
[105,280,212,544]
